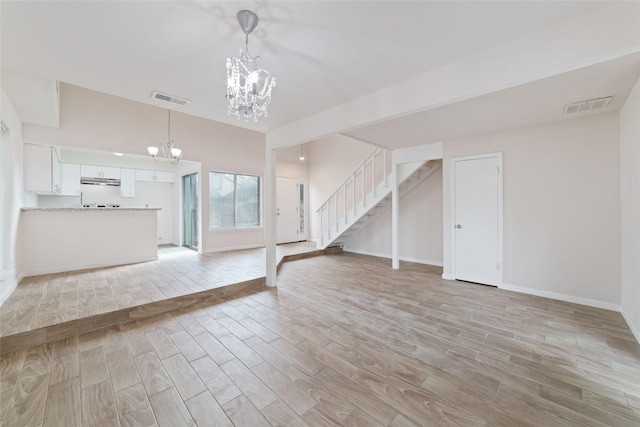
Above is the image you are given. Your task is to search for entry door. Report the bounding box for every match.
[277,176,300,244]
[453,154,502,286]
[182,173,199,250]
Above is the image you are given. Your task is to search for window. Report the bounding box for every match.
[209,171,261,229]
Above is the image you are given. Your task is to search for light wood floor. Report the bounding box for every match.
[0,242,318,339]
[1,252,640,426]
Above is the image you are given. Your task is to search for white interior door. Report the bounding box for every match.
[277,176,299,244]
[453,154,502,286]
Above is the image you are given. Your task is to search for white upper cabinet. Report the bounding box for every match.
[135,169,175,183]
[155,171,175,183]
[61,163,81,196]
[24,144,61,194]
[134,169,155,182]
[120,168,135,198]
[80,164,121,179]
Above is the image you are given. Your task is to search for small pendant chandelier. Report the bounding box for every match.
[226,10,276,122]
[147,110,182,164]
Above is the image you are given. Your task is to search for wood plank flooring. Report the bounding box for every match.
[2,251,640,426]
[0,243,330,354]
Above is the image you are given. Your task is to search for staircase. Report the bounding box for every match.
[316,148,442,249]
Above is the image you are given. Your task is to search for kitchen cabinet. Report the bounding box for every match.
[24,144,61,194]
[80,164,121,179]
[120,168,135,198]
[52,151,62,194]
[61,163,81,196]
[135,169,175,183]
[155,171,175,183]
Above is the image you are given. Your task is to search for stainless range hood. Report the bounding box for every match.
[80,177,121,186]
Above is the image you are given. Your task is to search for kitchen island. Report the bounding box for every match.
[20,207,161,276]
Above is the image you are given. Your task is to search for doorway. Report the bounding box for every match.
[276,176,307,244]
[182,173,199,250]
[451,153,502,286]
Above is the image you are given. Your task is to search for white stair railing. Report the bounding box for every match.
[317,148,391,247]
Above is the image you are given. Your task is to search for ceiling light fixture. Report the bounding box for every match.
[226,9,276,123]
[299,144,305,161]
[147,110,182,164]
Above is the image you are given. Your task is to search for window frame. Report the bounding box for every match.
[209,170,262,230]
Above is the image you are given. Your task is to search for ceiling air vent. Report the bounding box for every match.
[150,90,191,106]
[563,96,612,114]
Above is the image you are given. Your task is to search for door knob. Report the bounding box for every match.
[456,224,462,229]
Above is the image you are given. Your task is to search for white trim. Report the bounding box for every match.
[620,306,640,346]
[209,226,264,233]
[25,257,159,277]
[450,152,503,287]
[391,162,399,269]
[0,271,22,307]
[343,247,443,267]
[203,243,264,254]
[392,142,443,165]
[297,178,309,242]
[499,282,620,312]
[399,256,443,267]
[441,273,455,280]
[265,147,277,286]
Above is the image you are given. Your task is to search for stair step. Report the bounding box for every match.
[1,247,343,354]
[320,158,443,249]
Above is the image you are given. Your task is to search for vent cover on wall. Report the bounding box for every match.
[150,90,191,106]
[563,96,612,114]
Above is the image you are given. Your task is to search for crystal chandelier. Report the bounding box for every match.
[147,110,182,164]
[226,10,276,122]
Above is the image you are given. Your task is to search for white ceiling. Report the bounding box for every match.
[345,52,640,149]
[2,0,618,142]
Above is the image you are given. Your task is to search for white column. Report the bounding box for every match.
[265,147,277,286]
[391,162,400,269]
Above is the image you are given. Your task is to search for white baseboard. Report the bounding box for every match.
[0,271,23,307]
[202,243,264,254]
[343,247,443,267]
[499,283,620,312]
[620,306,640,345]
[25,257,158,277]
[441,273,455,280]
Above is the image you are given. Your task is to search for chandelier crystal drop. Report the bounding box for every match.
[226,10,276,122]
[147,110,182,164]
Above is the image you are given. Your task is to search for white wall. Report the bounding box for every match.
[38,180,176,245]
[22,83,266,253]
[620,76,640,342]
[59,148,178,171]
[21,209,158,276]
[276,144,309,180]
[443,113,621,308]
[0,89,25,305]
[345,168,443,266]
[307,135,374,242]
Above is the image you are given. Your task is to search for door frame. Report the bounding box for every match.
[181,172,200,252]
[276,176,308,244]
[296,178,308,242]
[450,152,503,286]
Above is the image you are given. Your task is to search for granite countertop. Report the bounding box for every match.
[21,207,161,212]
